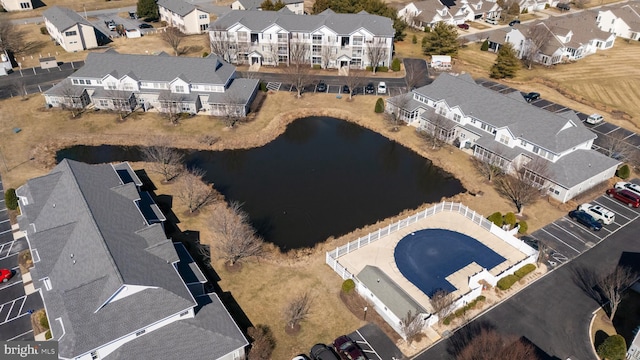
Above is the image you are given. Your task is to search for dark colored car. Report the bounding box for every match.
[342,85,350,94]
[557,2,570,10]
[139,23,154,29]
[607,188,640,208]
[568,210,602,231]
[509,19,521,26]
[310,344,340,360]
[333,336,366,360]
[316,81,327,92]
[129,12,138,20]
[457,23,470,30]
[365,82,375,94]
[523,92,540,102]
[1,268,13,283]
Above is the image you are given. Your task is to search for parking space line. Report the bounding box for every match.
[0,229,11,235]
[355,329,382,360]
[8,329,33,341]
[598,196,640,215]
[0,219,8,225]
[553,220,601,244]
[0,296,27,324]
[592,200,633,221]
[540,228,581,253]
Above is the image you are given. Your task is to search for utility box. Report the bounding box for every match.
[40,57,57,69]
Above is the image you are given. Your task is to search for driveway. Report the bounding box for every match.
[349,323,404,360]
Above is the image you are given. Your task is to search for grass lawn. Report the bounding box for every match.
[0,0,137,20]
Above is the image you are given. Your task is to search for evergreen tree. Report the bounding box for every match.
[261,0,275,10]
[421,22,459,56]
[273,0,286,10]
[374,98,385,113]
[490,43,520,79]
[481,39,489,51]
[137,0,158,20]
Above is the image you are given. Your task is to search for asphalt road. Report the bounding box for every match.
[0,61,83,99]
[414,206,640,360]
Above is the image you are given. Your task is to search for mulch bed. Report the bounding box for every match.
[339,291,401,343]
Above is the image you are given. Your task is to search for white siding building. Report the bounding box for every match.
[209,9,394,69]
[231,0,305,15]
[158,0,210,34]
[386,73,620,203]
[42,6,99,52]
[0,0,32,11]
[596,4,640,41]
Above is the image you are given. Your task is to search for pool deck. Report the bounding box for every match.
[337,211,528,312]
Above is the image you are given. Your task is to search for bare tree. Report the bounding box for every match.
[597,265,637,320]
[212,201,264,266]
[494,157,550,215]
[158,90,187,125]
[343,68,365,100]
[430,289,456,325]
[366,39,388,74]
[219,93,246,128]
[418,112,455,149]
[400,310,424,345]
[600,131,638,166]
[175,168,217,213]
[384,92,411,131]
[320,45,337,69]
[0,19,43,56]
[141,137,185,182]
[103,83,135,121]
[11,77,27,99]
[456,328,539,360]
[523,24,553,69]
[161,27,185,56]
[405,60,428,90]
[472,148,506,183]
[58,81,86,118]
[209,27,235,62]
[247,325,276,360]
[535,239,549,266]
[283,292,312,330]
[282,40,312,98]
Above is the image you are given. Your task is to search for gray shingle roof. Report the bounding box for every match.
[106,294,248,360]
[157,0,204,17]
[412,73,596,153]
[211,9,394,36]
[43,6,93,32]
[610,4,640,31]
[18,160,196,358]
[357,265,427,319]
[546,149,619,188]
[236,0,302,10]
[71,52,236,86]
[207,78,259,105]
[544,10,613,46]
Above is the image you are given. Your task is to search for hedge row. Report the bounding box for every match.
[442,295,486,325]
[497,264,537,290]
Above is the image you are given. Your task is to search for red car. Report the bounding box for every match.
[457,23,470,30]
[607,188,640,208]
[333,336,366,360]
[1,268,13,283]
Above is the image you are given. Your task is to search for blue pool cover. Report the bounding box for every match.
[394,229,506,297]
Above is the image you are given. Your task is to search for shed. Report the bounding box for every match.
[40,57,57,69]
[430,55,452,70]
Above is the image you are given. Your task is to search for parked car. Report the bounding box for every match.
[365,82,375,94]
[614,181,640,196]
[508,19,521,26]
[342,85,350,94]
[316,81,327,92]
[557,2,570,10]
[0,268,13,283]
[607,188,640,208]
[129,11,138,19]
[333,336,366,360]
[457,23,470,30]
[139,23,154,29]
[105,20,117,31]
[568,210,602,231]
[523,92,540,102]
[377,82,387,94]
[310,344,340,360]
[125,29,142,38]
[577,203,615,225]
[586,113,604,125]
[485,17,499,25]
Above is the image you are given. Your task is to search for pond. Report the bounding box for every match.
[57,116,465,251]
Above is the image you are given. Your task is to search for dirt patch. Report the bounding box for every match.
[339,291,402,344]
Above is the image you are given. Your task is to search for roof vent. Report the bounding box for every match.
[72,260,76,264]
[52,204,56,208]
[70,253,74,258]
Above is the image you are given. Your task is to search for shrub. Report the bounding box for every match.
[481,39,489,51]
[443,316,453,325]
[504,212,517,229]
[341,279,356,293]
[374,98,385,113]
[365,66,373,72]
[40,26,48,35]
[376,66,389,72]
[521,8,528,13]
[412,35,417,44]
[45,330,51,340]
[616,164,630,179]
[477,295,486,301]
[597,334,626,360]
[497,274,519,290]
[4,188,18,210]
[259,82,267,92]
[312,64,322,69]
[454,308,466,317]
[514,264,536,278]
[544,3,550,8]
[39,313,49,329]
[518,220,528,234]
[202,52,209,57]
[487,212,503,226]
[392,58,402,71]
[421,36,427,47]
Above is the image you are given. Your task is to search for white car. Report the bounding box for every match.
[577,203,615,225]
[586,113,604,125]
[615,181,640,196]
[377,82,387,94]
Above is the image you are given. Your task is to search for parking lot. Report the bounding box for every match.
[526,179,640,268]
[348,323,403,360]
[0,175,42,341]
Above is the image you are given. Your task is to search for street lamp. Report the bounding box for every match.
[363,306,368,321]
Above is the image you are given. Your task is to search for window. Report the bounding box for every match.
[520,140,527,147]
[20,2,31,8]
[65,31,77,37]
[453,114,461,122]
[135,329,146,336]
[78,79,85,85]
[533,145,540,154]
[499,134,509,144]
[199,14,208,19]
[175,85,184,93]
[180,310,189,317]
[91,351,99,360]
[72,79,79,85]
[99,99,109,107]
